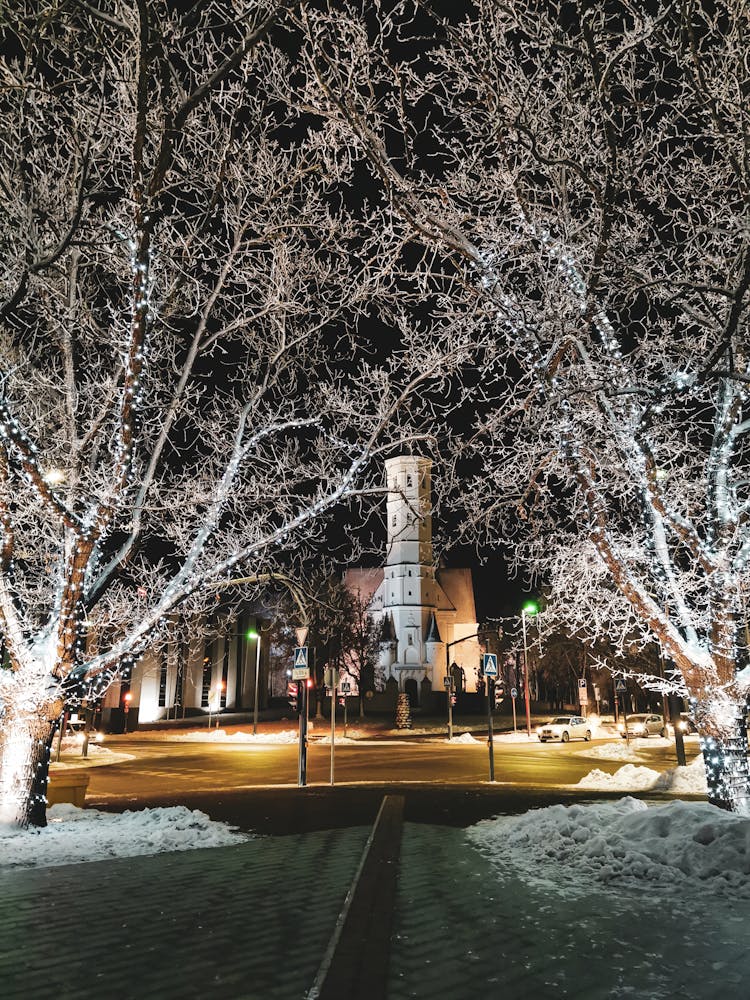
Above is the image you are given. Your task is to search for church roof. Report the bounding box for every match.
[425,611,442,643]
[436,567,477,624]
[379,612,397,642]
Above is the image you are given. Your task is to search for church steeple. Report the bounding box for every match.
[385,456,432,567]
[425,611,442,643]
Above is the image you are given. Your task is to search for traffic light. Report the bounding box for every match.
[494,684,504,708]
[287,681,299,714]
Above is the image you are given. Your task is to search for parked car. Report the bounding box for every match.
[537,716,592,743]
[674,713,698,735]
[618,713,668,738]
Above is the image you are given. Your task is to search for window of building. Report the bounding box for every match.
[406,474,413,487]
[157,650,168,707]
[200,656,212,707]
[221,640,230,708]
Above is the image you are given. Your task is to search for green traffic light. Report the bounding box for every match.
[522,600,539,616]
[247,629,259,640]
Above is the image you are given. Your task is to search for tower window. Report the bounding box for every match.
[406,474,413,487]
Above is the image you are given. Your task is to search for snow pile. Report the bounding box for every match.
[469,797,750,898]
[172,729,298,744]
[450,732,481,744]
[577,763,663,791]
[52,742,135,768]
[313,734,359,744]
[0,804,249,869]
[577,754,707,793]
[576,740,639,761]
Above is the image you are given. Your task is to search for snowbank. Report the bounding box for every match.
[577,755,707,793]
[52,742,135,768]
[172,729,298,744]
[577,736,699,761]
[468,796,750,898]
[0,805,249,869]
[450,732,481,744]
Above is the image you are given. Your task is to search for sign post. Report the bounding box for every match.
[578,677,588,716]
[510,687,518,733]
[616,679,628,742]
[294,646,309,785]
[341,680,351,737]
[444,674,454,740]
[325,667,339,786]
[483,653,498,782]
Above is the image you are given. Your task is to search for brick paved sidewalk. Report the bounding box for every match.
[3,814,749,1000]
[391,823,750,1000]
[0,828,370,1000]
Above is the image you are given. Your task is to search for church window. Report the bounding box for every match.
[406,474,413,487]
[407,634,413,645]
[392,514,397,527]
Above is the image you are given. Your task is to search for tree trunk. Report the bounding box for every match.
[0,712,57,827]
[699,708,750,815]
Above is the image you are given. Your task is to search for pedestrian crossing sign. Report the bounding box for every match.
[483,653,498,677]
[292,646,309,679]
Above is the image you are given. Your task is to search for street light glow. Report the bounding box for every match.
[522,600,539,616]
[246,629,259,640]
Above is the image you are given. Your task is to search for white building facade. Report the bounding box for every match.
[346,456,479,699]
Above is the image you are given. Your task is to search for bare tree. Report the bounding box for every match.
[340,586,382,715]
[0,1,470,826]
[301,1,750,811]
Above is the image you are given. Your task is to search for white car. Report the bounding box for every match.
[618,713,668,738]
[537,715,592,743]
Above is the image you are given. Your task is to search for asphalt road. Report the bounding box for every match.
[82,731,698,833]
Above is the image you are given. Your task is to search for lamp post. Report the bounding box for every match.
[247,626,262,735]
[521,600,539,738]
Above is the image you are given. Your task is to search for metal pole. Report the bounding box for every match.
[298,681,307,786]
[521,610,532,737]
[487,678,495,782]
[446,643,453,740]
[512,693,517,733]
[252,632,261,736]
[344,695,348,738]
[330,677,336,786]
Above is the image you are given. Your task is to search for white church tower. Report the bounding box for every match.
[379,456,444,689]
[346,455,479,701]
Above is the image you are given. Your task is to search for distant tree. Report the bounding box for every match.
[340,587,383,717]
[303,0,750,812]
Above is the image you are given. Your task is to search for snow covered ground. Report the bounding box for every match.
[172,728,300,743]
[468,796,750,899]
[0,804,248,869]
[577,754,708,793]
[51,739,135,768]
[577,735,700,760]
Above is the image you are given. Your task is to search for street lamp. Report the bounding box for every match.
[247,627,262,735]
[521,600,539,738]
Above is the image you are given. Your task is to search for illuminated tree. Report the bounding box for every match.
[0,2,469,826]
[303,1,750,810]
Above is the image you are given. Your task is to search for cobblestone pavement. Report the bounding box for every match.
[2,814,748,999]
[0,828,370,1000]
[391,823,749,1000]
